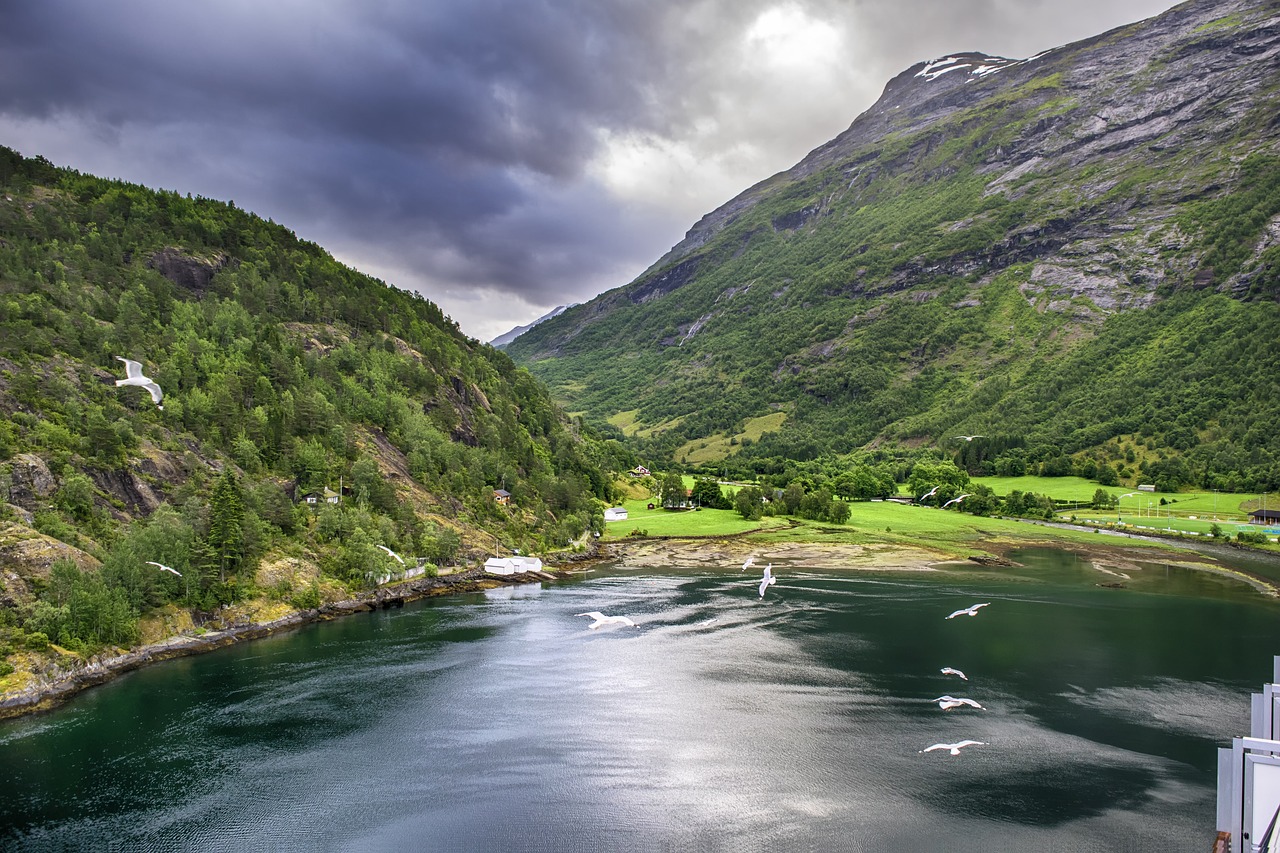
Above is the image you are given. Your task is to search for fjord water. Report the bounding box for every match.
[2,549,1277,852]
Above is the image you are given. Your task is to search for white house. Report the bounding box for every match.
[603,507,628,521]
[484,556,544,575]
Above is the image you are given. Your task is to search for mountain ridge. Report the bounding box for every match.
[507,0,1280,490]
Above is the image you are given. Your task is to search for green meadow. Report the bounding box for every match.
[599,499,789,540]
[599,497,1206,556]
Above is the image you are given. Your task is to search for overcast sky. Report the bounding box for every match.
[0,0,1177,342]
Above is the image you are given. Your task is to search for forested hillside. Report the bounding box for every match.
[508,0,1280,494]
[0,146,627,657]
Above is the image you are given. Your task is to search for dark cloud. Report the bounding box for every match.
[0,0,1177,339]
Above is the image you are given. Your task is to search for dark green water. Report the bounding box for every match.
[1,548,1277,852]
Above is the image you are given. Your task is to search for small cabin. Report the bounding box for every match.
[493,488,511,505]
[298,487,340,506]
[603,507,628,521]
[630,465,651,477]
[484,556,543,575]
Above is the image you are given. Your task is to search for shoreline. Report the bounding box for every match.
[3,531,1276,722]
[0,567,538,721]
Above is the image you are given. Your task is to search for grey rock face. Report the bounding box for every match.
[7,454,57,508]
[638,0,1280,314]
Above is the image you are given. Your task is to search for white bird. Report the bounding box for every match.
[146,560,182,577]
[940,667,968,680]
[932,695,985,710]
[919,740,985,756]
[740,555,755,573]
[758,564,776,598]
[114,357,164,409]
[955,435,984,442]
[699,616,718,626]
[377,545,405,565]
[576,611,635,629]
[919,485,939,501]
[942,493,971,509]
[946,602,990,619]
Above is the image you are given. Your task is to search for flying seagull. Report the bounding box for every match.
[576,611,636,629]
[946,602,991,620]
[954,435,984,442]
[114,357,164,409]
[942,493,971,509]
[377,545,405,565]
[740,555,755,573]
[932,695,985,711]
[919,740,985,756]
[919,486,939,501]
[758,564,776,598]
[940,667,968,680]
[145,561,182,577]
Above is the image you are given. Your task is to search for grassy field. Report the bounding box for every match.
[962,476,1261,519]
[611,477,1278,547]
[676,412,788,466]
[599,499,789,540]
[599,498,1219,556]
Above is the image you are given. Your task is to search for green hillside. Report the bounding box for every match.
[508,0,1280,494]
[0,146,628,658]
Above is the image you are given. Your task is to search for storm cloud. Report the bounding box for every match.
[0,0,1176,340]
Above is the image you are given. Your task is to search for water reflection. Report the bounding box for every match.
[1,547,1277,851]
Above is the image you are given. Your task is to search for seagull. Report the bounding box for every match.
[114,357,164,409]
[946,602,990,619]
[758,564,776,598]
[919,486,939,501]
[699,616,718,626]
[377,545,405,565]
[919,740,985,756]
[942,493,971,509]
[940,667,968,680]
[740,555,755,573]
[146,561,182,577]
[932,695,985,710]
[576,611,636,629]
[954,435,984,441]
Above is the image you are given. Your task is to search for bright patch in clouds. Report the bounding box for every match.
[590,4,856,229]
[745,5,842,70]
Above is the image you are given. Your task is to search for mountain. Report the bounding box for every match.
[507,0,1280,492]
[0,147,628,657]
[490,304,576,349]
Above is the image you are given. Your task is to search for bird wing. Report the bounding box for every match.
[955,740,984,748]
[959,699,983,708]
[618,617,636,626]
[762,565,772,580]
[142,381,163,405]
[741,556,754,572]
[920,744,948,753]
[116,356,144,379]
[973,602,990,610]
[945,609,964,619]
[575,612,606,620]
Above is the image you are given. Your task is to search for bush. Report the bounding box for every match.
[24,631,50,650]
[290,581,322,610]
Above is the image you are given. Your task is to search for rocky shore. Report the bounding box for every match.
[0,567,548,721]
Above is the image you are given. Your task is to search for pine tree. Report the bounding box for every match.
[208,470,245,582]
